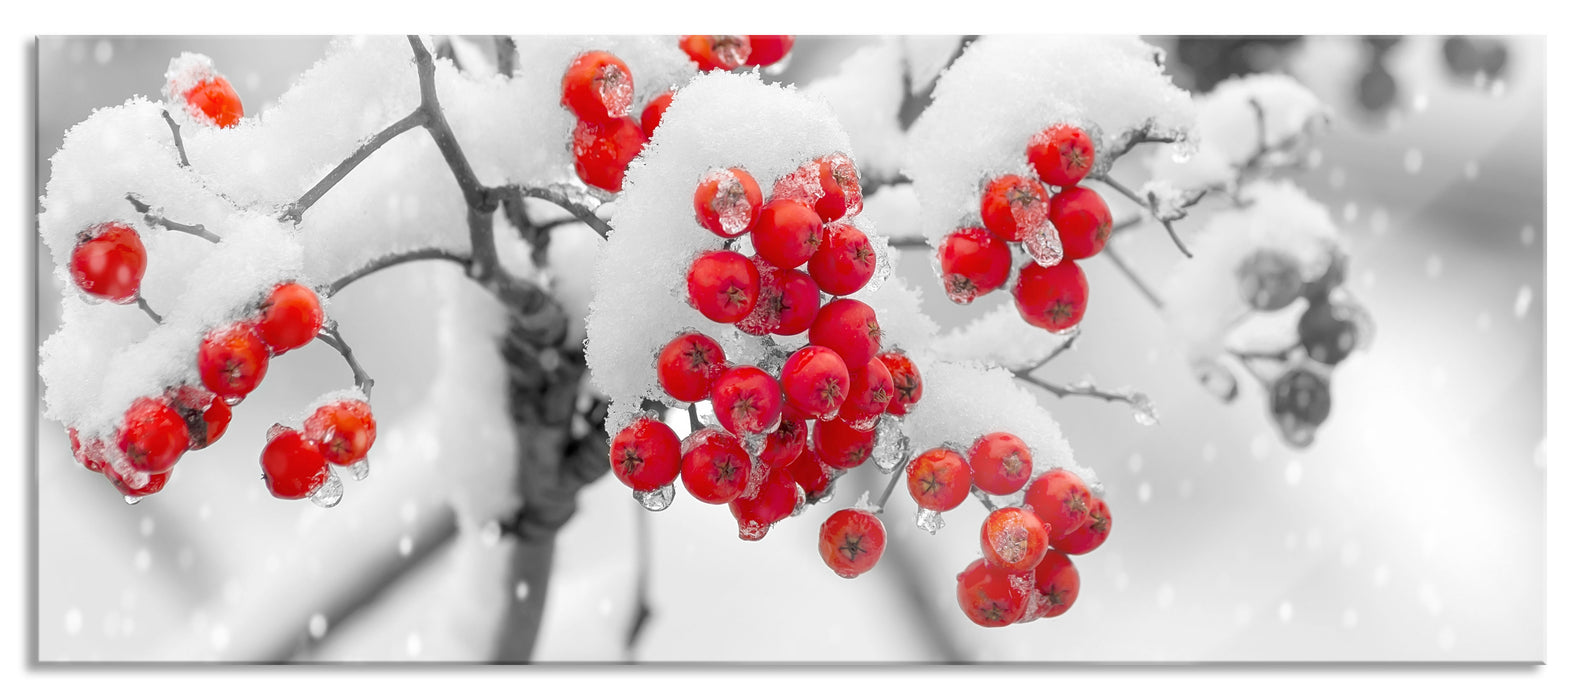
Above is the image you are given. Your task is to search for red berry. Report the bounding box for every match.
[608,416,683,492]
[709,365,782,436]
[304,399,377,466]
[69,222,146,304]
[165,385,231,450]
[572,116,646,193]
[640,90,673,140]
[937,227,1011,304]
[749,200,823,270]
[819,508,886,578]
[780,346,851,420]
[877,351,922,415]
[255,282,324,355]
[980,507,1049,573]
[809,298,881,370]
[980,174,1050,243]
[729,464,799,541]
[116,397,189,474]
[680,35,750,71]
[103,462,171,499]
[1053,496,1111,555]
[808,223,877,296]
[838,356,893,429]
[906,447,970,512]
[656,332,726,403]
[759,418,808,471]
[767,267,821,336]
[1025,550,1081,619]
[183,76,243,128]
[968,432,1033,496]
[785,445,832,500]
[679,428,751,504]
[561,51,634,123]
[68,428,105,472]
[260,427,329,500]
[694,167,763,238]
[1048,186,1113,261]
[745,35,796,67]
[812,418,875,470]
[686,250,760,324]
[956,557,1033,628]
[1027,124,1095,188]
[1023,469,1093,541]
[1012,259,1088,333]
[197,321,270,402]
[813,154,862,222]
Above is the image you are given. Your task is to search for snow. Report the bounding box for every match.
[932,301,1076,371]
[1146,73,1329,192]
[804,38,908,180]
[901,36,963,96]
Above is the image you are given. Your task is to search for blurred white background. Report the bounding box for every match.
[33,35,1544,662]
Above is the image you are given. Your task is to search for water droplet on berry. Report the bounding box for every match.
[871,414,910,474]
[738,521,770,541]
[310,471,344,508]
[222,394,244,406]
[1128,393,1158,426]
[123,495,142,505]
[308,613,328,640]
[341,458,370,481]
[914,507,945,534]
[633,482,675,512]
[1023,221,1065,267]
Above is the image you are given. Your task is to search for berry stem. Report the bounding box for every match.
[872,456,909,513]
[624,506,654,661]
[686,403,704,432]
[124,194,222,243]
[316,321,375,398]
[134,296,162,324]
[1012,371,1140,407]
[1094,173,1194,259]
[1100,246,1164,310]
[324,247,473,297]
[969,485,997,512]
[280,108,429,224]
[160,109,190,168]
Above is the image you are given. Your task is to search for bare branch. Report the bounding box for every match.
[500,184,611,239]
[1103,119,1179,163]
[135,296,162,324]
[1100,246,1164,310]
[971,486,997,512]
[280,109,428,224]
[872,459,909,513]
[1018,327,1081,374]
[124,194,222,243]
[316,321,375,397]
[888,234,930,250]
[686,403,704,433]
[1095,174,1194,258]
[1012,372,1141,407]
[324,248,471,297]
[160,110,189,168]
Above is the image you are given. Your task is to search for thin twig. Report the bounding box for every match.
[316,321,375,397]
[623,509,653,663]
[1018,327,1081,374]
[971,487,997,512]
[872,460,909,513]
[1095,174,1194,259]
[686,403,704,433]
[1101,246,1164,310]
[280,109,429,224]
[1012,373,1138,406]
[887,234,930,250]
[1103,120,1178,163]
[1095,173,1149,210]
[124,194,222,243]
[135,296,162,324]
[325,248,472,297]
[500,184,611,239]
[160,110,189,167]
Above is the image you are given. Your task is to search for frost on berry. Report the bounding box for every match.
[696,167,761,237]
[1022,220,1066,268]
[870,413,910,474]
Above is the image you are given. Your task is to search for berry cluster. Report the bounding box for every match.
[1234,245,1372,447]
[262,397,378,504]
[611,153,928,552]
[560,50,651,193]
[938,124,1114,335]
[678,35,795,72]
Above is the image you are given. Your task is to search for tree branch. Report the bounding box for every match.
[324,248,472,298]
[1012,372,1141,407]
[623,509,653,663]
[872,457,909,513]
[498,184,611,239]
[316,321,375,398]
[280,109,429,224]
[160,110,190,168]
[124,194,222,243]
[1095,173,1193,258]
[1101,246,1164,310]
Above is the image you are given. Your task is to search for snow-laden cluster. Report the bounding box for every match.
[1145,73,1329,192]
[1161,180,1343,362]
[904,35,1196,245]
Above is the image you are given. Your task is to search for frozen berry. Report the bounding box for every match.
[197,322,270,402]
[680,35,750,71]
[261,427,329,500]
[165,385,231,450]
[809,298,881,370]
[980,174,1049,243]
[819,508,886,578]
[730,464,799,541]
[906,447,971,512]
[183,76,243,128]
[938,227,1012,304]
[812,418,875,470]
[1027,124,1095,188]
[1053,496,1111,556]
[968,432,1033,496]
[808,223,877,296]
[1025,550,1081,619]
[255,282,324,355]
[1012,259,1088,333]
[750,199,823,270]
[117,397,189,474]
[877,351,922,415]
[745,35,796,67]
[767,267,821,336]
[759,418,809,471]
[679,428,751,504]
[69,222,147,304]
[561,51,634,123]
[640,90,673,140]
[781,346,851,420]
[694,167,763,238]
[1048,186,1113,261]
[1236,248,1304,311]
[838,356,894,429]
[1023,469,1092,540]
[304,399,377,465]
[980,506,1049,573]
[1302,247,1349,301]
[104,463,171,499]
[813,153,863,222]
[710,365,782,436]
[609,416,683,492]
[1270,367,1332,447]
[786,445,833,501]
[656,332,727,403]
[686,250,760,324]
[572,116,646,193]
[68,428,107,472]
[1298,301,1362,365]
[956,557,1032,628]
